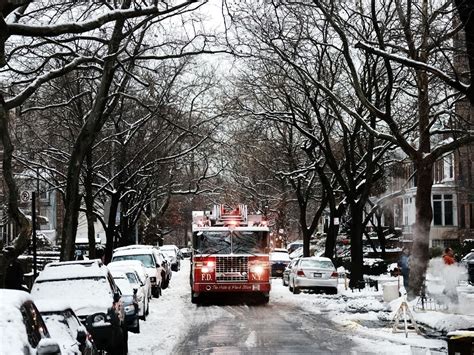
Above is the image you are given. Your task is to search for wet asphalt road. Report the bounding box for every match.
[172,294,369,355]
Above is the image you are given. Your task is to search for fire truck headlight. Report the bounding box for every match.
[202,266,211,273]
[206,261,215,267]
[251,265,264,275]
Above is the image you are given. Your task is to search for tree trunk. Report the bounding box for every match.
[375,211,386,259]
[0,97,31,286]
[349,203,364,288]
[60,8,128,261]
[84,151,96,259]
[408,159,433,297]
[104,192,120,264]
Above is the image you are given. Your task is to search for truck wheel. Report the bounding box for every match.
[191,292,200,304]
[261,293,269,304]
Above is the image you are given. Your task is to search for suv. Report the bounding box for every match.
[160,245,181,271]
[112,245,163,297]
[31,260,127,354]
[0,289,61,355]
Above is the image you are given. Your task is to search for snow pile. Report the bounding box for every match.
[344,297,386,313]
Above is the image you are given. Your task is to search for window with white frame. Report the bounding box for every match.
[433,194,454,226]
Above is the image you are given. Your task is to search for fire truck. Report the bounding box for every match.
[190,204,271,304]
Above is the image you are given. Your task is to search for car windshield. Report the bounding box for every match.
[31,278,113,315]
[126,272,139,285]
[113,254,155,268]
[193,231,269,255]
[114,278,133,295]
[270,252,290,261]
[300,259,334,269]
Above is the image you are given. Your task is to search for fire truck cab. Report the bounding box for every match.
[190,204,271,304]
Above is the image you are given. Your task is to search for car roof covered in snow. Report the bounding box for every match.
[113,248,154,256]
[36,259,109,282]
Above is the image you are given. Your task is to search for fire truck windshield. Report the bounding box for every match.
[194,230,269,255]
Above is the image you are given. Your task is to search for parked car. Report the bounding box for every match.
[159,245,181,271]
[180,247,192,258]
[35,301,97,355]
[460,250,474,267]
[107,260,150,319]
[287,240,303,254]
[288,256,338,294]
[111,271,140,334]
[112,246,163,298]
[282,258,300,286]
[31,260,128,355]
[468,261,474,285]
[270,248,291,277]
[155,249,172,289]
[0,289,61,355]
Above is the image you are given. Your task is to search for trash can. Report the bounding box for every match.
[383,282,399,302]
[447,331,474,355]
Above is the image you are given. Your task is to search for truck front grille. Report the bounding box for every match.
[216,256,248,282]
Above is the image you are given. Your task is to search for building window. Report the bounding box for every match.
[460,204,465,228]
[433,194,454,226]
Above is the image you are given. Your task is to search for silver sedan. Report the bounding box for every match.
[288,257,338,294]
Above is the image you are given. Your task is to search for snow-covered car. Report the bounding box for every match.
[112,246,163,297]
[288,256,338,294]
[282,258,300,287]
[270,248,291,277]
[159,245,181,271]
[112,271,140,334]
[107,259,151,318]
[31,260,128,355]
[0,289,61,355]
[154,249,172,289]
[35,301,97,355]
[179,247,191,258]
[287,240,303,254]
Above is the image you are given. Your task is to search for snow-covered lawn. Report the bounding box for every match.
[129,260,473,354]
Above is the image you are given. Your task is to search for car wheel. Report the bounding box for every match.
[282,277,287,286]
[146,300,149,316]
[141,302,146,321]
[332,287,338,295]
[152,286,160,298]
[292,281,300,294]
[111,328,126,355]
[131,322,140,334]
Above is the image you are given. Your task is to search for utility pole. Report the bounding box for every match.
[32,191,37,279]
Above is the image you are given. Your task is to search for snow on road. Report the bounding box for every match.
[129,260,455,354]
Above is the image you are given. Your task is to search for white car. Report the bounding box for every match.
[112,247,163,298]
[0,289,61,355]
[288,256,338,295]
[30,260,128,354]
[107,260,151,318]
[160,244,181,271]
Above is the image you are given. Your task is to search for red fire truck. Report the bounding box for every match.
[190,204,271,304]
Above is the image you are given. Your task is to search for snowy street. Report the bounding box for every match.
[128,260,451,355]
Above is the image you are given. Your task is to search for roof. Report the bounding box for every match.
[301,256,333,262]
[34,299,75,314]
[36,259,108,282]
[0,289,32,310]
[114,244,156,252]
[113,248,154,257]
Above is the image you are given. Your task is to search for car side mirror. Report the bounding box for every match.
[37,338,61,355]
[156,263,160,268]
[113,292,121,303]
[76,329,87,344]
